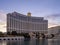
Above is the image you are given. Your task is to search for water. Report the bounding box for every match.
[0,38,60,45]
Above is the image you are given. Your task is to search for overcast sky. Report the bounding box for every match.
[0,0,60,32]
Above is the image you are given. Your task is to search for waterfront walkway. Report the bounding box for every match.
[0,37,24,40]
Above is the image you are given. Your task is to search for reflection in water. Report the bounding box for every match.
[48,39,60,45]
[36,39,48,45]
[23,38,30,45]
[0,41,7,45]
[0,39,60,45]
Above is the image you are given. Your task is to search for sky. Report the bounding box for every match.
[0,0,60,32]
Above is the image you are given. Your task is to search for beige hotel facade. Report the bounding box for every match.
[7,12,48,34]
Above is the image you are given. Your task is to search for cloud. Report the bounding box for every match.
[0,11,6,22]
[0,22,6,32]
[48,22,60,28]
[44,14,60,28]
[45,14,60,19]
[0,10,6,32]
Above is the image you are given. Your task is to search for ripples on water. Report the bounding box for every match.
[0,38,60,45]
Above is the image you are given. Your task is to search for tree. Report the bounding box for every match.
[7,32,11,35]
[0,32,4,37]
[23,33,30,38]
[11,31,17,35]
[51,34,54,38]
[0,32,3,35]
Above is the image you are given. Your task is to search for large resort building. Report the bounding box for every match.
[7,12,48,34]
[48,26,60,34]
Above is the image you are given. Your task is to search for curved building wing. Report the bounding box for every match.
[7,12,48,34]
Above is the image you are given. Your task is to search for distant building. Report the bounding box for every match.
[7,12,48,34]
[48,26,60,34]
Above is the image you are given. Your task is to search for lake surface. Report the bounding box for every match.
[0,38,60,45]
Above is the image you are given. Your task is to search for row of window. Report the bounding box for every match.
[7,17,47,30]
[7,13,47,22]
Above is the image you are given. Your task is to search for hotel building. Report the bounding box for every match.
[48,26,60,34]
[7,12,48,34]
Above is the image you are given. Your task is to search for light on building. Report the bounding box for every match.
[27,12,31,16]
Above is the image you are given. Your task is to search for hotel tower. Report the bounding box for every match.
[7,12,48,34]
